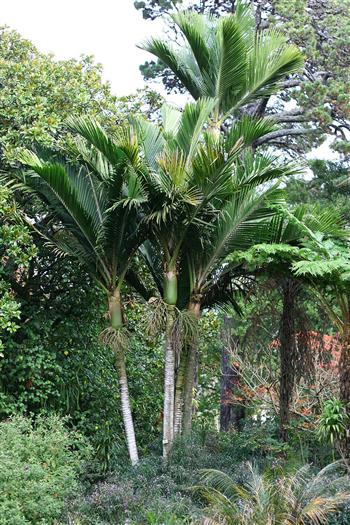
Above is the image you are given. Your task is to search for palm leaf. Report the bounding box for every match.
[139,38,201,99]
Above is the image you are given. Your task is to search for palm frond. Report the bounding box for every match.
[67,116,127,167]
[139,38,201,99]
[172,11,210,78]
[175,98,216,164]
[216,15,247,114]
[198,186,286,282]
[225,116,278,151]
[242,30,303,108]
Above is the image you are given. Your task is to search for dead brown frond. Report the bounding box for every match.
[143,296,168,337]
[99,326,129,353]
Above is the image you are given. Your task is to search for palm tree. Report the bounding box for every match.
[141,4,304,437]
[135,98,219,459]
[193,461,350,525]
[170,123,302,436]
[137,100,300,446]
[140,3,303,135]
[10,118,148,465]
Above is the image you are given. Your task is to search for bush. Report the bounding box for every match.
[67,453,201,524]
[0,415,91,525]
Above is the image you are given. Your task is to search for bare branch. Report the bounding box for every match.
[254,127,319,147]
[270,109,308,124]
[281,79,303,89]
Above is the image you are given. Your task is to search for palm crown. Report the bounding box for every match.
[16,119,147,294]
[141,3,303,125]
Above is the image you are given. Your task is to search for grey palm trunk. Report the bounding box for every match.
[174,349,187,436]
[109,289,139,466]
[162,269,178,460]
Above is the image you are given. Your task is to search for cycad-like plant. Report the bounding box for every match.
[140,2,303,132]
[193,461,350,525]
[8,119,149,465]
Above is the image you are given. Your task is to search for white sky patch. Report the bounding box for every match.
[307,136,340,161]
[0,0,161,96]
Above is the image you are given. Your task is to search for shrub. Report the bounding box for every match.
[67,453,202,524]
[319,398,348,446]
[0,415,90,525]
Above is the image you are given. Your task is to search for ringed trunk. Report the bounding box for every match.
[174,347,188,436]
[182,300,201,437]
[109,289,139,466]
[162,270,178,460]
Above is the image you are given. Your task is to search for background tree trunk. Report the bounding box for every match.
[279,279,298,442]
[220,317,245,432]
[339,330,350,455]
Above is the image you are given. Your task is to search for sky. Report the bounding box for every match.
[0,0,159,96]
[0,0,339,161]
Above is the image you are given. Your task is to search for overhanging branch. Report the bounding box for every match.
[254,128,319,147]
[270,109,308,124]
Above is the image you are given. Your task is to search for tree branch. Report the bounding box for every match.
[270,109,308,123]
[254,127,319,147]
[281,79,303,89]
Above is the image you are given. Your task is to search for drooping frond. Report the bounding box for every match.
[15,119,148,292]
[172,11,212,78]
[243,29,303,107]
[67,117,127,167]
[234,152,303,189]
[197,186,286,285]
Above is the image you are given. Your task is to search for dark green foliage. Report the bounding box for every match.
[0,188,36,354]
[64,429,343,524]
[0,248,164,468]
[65,432,255,524]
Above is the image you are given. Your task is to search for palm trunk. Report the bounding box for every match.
[182,301,201,437]
[279,279,298,442]
[109,289,139,466]
[174,347,187,436]
[163,270,177,460]
[115,350,139,466]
